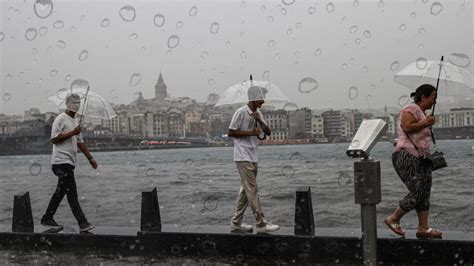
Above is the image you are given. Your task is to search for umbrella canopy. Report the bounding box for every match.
[215,80,291,107]
[394,59,473,96]
[48,80,116,120]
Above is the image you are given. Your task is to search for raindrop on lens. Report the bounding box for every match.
[53,20,64,29]
[274,53,280,60]
[390,61,400,71]
[348,86,358,100]
[410,12,416,19]
[314,49,322,56]
[119,5,136,22]
[65,75,71,81]
[101,18,110,27]
[326,2,335,13]
[6,74,12,80]
[448,53,470,68]
[78,50,88,61]
[418,28,427,35]
[349,25,358,34]
[261,5,267,12]
[416,57,428,69]
[378,0,385,8]
[240,51,247,59]
[24,28,38,41]
[353,0,359,7]
[129,33,138,40]
[362,66,369,73]
[308,7,316,15]
[363,30,371,38]
[263,71,270,80]
[167,35,180,49]
[355,38,361,44]
[208,79,215,85]
[210,22,219,34]
[3,93,12,101]
[130,73,142,86]
[34,0,53,19]
[200,51,208,59]
[56,40,66,48]
[176,21,183,29]
[341,64,347,70]
[0,32,4,42]
[298,77,318,93]
[287,28,293,35]
[280,8,287,15]
[153,14,165,27]
[399,24,407,32]
[282,0,295,5]
[267,16,274,22]
[267,40,275,48]
[430,2,443,16]
[188,6,198,16]
[398,95,409,106]
[29,163,41,176]
[50,70,58,77]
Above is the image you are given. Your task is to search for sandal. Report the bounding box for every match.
[416,228,442,239]
[384,218,405,237]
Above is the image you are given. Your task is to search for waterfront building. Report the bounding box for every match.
[266,109,289,140]
[322,109,342,141]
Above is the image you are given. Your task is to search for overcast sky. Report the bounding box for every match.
[1,0,473,115]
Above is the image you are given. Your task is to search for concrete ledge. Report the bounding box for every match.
[0,224,472,264]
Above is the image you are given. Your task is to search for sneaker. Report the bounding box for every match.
[231,222,253,231]
[41,218,61,227]
[256,223,280,234]
[79,223,95,232]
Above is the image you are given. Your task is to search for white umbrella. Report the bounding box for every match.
[394,58,473,97]
[215,78,291,107]
[48,80,117,121]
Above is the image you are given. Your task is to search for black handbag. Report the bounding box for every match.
[423,151,447,171]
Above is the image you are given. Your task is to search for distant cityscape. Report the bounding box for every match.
[1,73,473,155]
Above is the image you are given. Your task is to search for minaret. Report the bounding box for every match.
[154,72,167,101]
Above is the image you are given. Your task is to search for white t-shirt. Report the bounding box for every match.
[228,105,266,162]
[51,112,84,166]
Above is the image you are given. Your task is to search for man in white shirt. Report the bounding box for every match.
[41,93,97,232]
[228,85,280,233]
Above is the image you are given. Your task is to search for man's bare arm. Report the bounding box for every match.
[78,142,98,169]
[228,128,260,138]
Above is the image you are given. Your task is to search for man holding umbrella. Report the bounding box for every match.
[40,93,97,232]
[228,85,280,233]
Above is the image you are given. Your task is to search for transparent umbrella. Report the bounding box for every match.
[215,76,291,107]
[48,79,117,123]
[394,58,473,97]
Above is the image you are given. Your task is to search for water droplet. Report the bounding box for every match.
[53,20,64,29]
[353,0,359,7]
[101,18,110,27]
[33,59,38,64]
[129,33,138,40]
[268,40,275,48]
[416,57,428,69]
[6,74,12,80]
[34,0,53,19]
[226,41,231,47]
[70,26,76,32]
[78,50,89,61]
[119,5,136,22]
[430,2,443,16]
[348,86,358,100]
[188,6,198,16]
[267,16,274,22]
[240,32,245,38]
[65,75,71,81]
[80,15,85,21]
[296,22,302,29]
[399,24,407,32]
[241,1,246,8]
[363,30,372,38]
[448,53,470,68]
[355,38,361,44]
[0,32,5,42]
[349,25,358,34]
[362,66,369,73]
[282,0,295,5]
[283,102,298,111]
[50,70,58,77]
[308,7,316,15]
[370,84,376,90]
[287,28,293,35]
[56,40,66,48]
[153,14,165,27]
[263,71,270,81]
[167,34,180,49]
[378,0,385,8]
[410,12,416,19]
[418,43,424,49]
[298,77,318,93]
[29,162,42,176]
[200,51,208,59]
[38,26,48,36]
[390,61,400,71]
[274,53,280,60]
[261,5,267,12]
[314,49,322,56]
[130,73,142,86]
[326,2,335,13]
[398,95,410,106]
[341,64,347,70]
[24,28,37,41]
[208,79,215,85]
[210,22,219,34]
[3,93,12,101]
[240,51,247,59]
[176,21,183,29]
[281,8,287,15]
[365,95,372,102]
[19,72,24,78]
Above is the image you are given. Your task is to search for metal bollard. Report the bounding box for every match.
[12,191,34,232]
[294,186,315,236]
[140,187,161,232]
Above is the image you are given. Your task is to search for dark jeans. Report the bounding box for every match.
[42,164,88,225]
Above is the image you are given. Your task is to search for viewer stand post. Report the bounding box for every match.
[347,119,387,266]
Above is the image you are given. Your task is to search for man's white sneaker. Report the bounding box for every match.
[231,222,253,231]
[256,223,280,233]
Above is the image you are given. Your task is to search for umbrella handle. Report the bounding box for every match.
[79,85,90,127]
[429,56,444,145]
